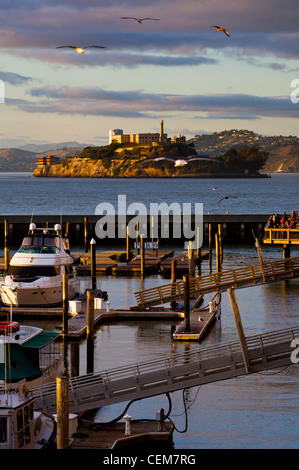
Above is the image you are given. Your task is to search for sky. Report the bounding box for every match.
[0,0,298,148]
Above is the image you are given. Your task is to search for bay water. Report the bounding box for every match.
[0,173,298,448]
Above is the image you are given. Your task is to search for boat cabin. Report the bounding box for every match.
[0,386,56,449]
[0,323,61,384]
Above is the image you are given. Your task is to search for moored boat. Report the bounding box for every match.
[0,384,56,449]
[0,321,62,387]
[0,223,80,307]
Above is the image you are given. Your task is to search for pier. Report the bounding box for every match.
[31,325,299,416]
[0,214,269,247]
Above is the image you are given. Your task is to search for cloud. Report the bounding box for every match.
[0,0,298,67]
[0,71,33,85]
[5,86,297,121]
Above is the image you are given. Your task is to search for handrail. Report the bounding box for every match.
[134,257,299,307]
[30,325,299,414]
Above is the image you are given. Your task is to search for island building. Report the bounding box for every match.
[109,120,168,145]
[37,155,60,167]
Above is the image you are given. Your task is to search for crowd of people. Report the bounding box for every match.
[266,211,299,229]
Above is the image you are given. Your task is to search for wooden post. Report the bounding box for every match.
[71,342,80,377]
[227,288,250,373]
[65,221,70,238]
[171,259,177,284]
[283,243,291,259]
[135,221,139,257]
[171,259,177,297]
[188,241,195,276]
[196,225,202,276]
[140,235,145,277]
[253,234,266,282]
[62,273,69,376]
[84,216,88,253]
[126,225,131,262]
[90,238,96,290]
[86,290,95,374]
[218,223,223,264]
[209,223,212,271]
[56,375,69,449]
[183,274,190,332]
[4,219,9,272]
[215,233,221,272]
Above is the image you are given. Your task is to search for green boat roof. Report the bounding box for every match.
[22,330,60,349]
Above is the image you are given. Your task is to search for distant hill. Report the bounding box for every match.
[0,148,38,172]
[18,142,89,153]
[0,145,90,172]
[188,130,299,172]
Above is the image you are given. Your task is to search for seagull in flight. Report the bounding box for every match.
[120,17,160,24]
[217,196,237,204]
[209,183,219,191]
[56,45,106,54]
[210,25,230,37]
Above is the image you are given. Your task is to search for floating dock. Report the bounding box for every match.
[172,305,218,341]
[69,420,174,450]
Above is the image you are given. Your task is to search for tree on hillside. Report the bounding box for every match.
[222,147,268,173]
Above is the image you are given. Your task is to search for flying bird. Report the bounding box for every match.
[120,17,160,24]
[217,196,237,204]
[56,45,106,54]
[209,183,219,191]
[210,25,230,37]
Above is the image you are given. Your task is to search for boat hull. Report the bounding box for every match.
[0,278,80,307]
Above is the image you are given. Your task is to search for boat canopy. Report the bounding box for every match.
[22,331,60,349]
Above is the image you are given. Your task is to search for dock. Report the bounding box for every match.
[58,307,184,339]
[69,420,174,450]
[172,306,218,341]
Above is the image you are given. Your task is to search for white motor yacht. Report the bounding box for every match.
[0,223,80,307]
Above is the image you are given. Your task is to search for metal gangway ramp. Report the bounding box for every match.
[31,325,299,416]
[134,256,299,308]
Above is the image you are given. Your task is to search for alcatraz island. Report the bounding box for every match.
[33,122,270,178]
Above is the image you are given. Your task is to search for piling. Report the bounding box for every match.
[196,226,202,276]
[56,375,70,449]
[71,343,80,377]
[183,274,190,332]
[90,238,96,290]
[215,233,221,273]
[209,224,212,271]
[283,244,291,259]
[140,235,145,277]
[188,241,195,276]
[218,224,223,263]
[126,226,131,262]
[171,259,177,284]
[62,273,69,375]
[86,290,95,374]
[135,221,139,257]
[84,216,88,253]
[4,219,9,272]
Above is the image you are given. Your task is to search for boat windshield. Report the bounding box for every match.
[18,236,60,254]
[8,266,60,282]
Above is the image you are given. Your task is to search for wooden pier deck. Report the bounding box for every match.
[172,306,218,341]
[69,420,174,449]
[57,307,184,339]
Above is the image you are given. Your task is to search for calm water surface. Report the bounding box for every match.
[1,173,298,448]
[0,172,298,215]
